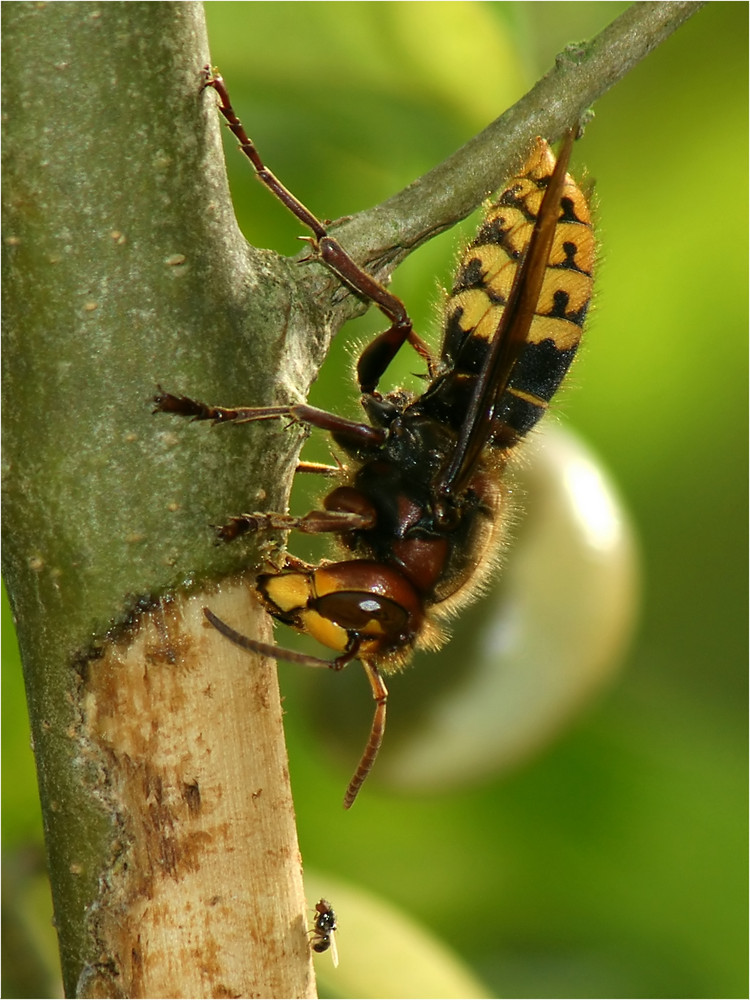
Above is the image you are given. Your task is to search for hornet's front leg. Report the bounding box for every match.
[153,388,385,449]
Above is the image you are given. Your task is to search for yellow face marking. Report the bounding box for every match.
[262,573,311,613]
[300,609,348,652]
[311,566,346,597]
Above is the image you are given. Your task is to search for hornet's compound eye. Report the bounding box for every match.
[314,589,411,639]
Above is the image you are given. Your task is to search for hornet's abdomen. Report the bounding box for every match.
[428,138,594,449]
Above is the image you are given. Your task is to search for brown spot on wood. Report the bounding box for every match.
[183,780,201,816]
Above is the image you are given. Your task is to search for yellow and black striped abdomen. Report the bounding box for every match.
[437,138,593,447]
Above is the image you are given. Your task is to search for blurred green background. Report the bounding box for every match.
[3,3,746,998]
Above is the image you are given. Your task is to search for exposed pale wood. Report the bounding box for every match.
[81,583,315,999]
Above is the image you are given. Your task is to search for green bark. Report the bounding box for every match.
[2,3,321,993]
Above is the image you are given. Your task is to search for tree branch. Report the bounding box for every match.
[2,4,315,996]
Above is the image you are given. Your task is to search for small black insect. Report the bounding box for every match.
[310,898,338,966]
